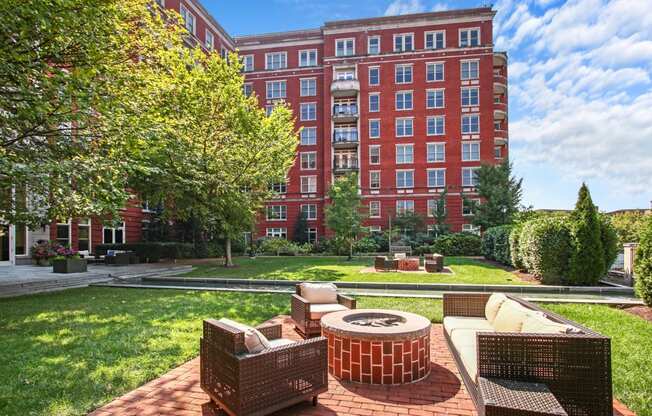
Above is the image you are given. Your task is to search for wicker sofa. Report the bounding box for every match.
[443,293,612,416]
[292,283,356,338]
[200,319,328,416]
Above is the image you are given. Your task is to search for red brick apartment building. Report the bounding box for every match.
[1,1,507,264]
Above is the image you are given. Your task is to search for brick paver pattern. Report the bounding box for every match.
[89,316,635,416]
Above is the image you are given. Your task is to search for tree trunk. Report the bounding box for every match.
[348,239,353,261]
[224,237,234,267]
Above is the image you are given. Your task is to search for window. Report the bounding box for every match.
[427,116,445,135]
[242,55,254,72]
[180,5,195,34]
[336,38,355,56]
[494,146,502,159]
[427,199,446,217]
[155,0,164,5]
[462,114,480,134]
[300,78,316,96]
[300,152,317,169]
[395,118,413,137]
[369,119,380,138]
[396,200,414,214]
[462,142,480,161]
[426,63,444,82]
[205,31,214,50]
[369,94,380,112]
[368,67,380,86]
[265,52,287,70]
[460,28,480,47]
[243,83,253,96]
[369,201,381,218]
[335,70,355,80]
[103,222,125,244]
[395,65,413,84]
[462,167,480,187]
[426,89,444,108]
[77,218,91,253]
[394,34,414,52]
[301,127,317,145]
[299,49,317,67]
[425,31,445,49]
[220,47,227,59]
[56,220,70,246]
[463,199,480,216]
[395,91,413,110]
[301,204,317,220]
[266,80,286,99]
[369,225,382,233]
[462,224,481,235]
[369,145,381,164]
[461,60,479,80]
[427,143,445,162]
[267,105,274,116]
[266,205,287,221]
[271,182,287,194]
[461,87,479,107]
[396,170,414,188]
[427,169,446,188]
[301,176,317,193]
[396,144,414,164]
[266,228,287,239]
[307,228,317,243]
[368,36,380,55]
[369,171,381,189]
[300,103,317,121]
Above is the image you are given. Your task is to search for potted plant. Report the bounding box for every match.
[31,240,54,266]
[51,245,87,273]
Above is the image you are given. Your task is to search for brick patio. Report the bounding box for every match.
[89,315,635,416]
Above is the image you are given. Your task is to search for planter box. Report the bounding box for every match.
[52,258,88,274]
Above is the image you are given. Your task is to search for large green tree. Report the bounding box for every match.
[469,162,523,231]
[0,0,184,225]
[325,174,366,260]
[131,48,297,267]
[568,183,605,285]
[634,215,652,305]
[610,211,649,244]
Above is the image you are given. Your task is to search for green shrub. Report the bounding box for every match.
[258,238,300,255]
[430,233,482,256]
[353,237,380,254]
[94,242,194,262]
[567,184,605,285]
[634,216,652,305]
[481,230,495,260]
[519,217,572,284]
[509,222,526,269]
[599,214,620,275]
[482,225,512,265]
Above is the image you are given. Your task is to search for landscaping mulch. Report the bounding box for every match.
[473,257,541,285]
[620,305,652,323]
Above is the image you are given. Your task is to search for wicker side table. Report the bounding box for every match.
[478,377,567,416]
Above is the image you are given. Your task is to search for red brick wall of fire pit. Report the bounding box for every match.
[324,329,430,385]
[397,258,420,271]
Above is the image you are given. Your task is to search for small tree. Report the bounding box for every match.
[392,211,425,240]
[432,188,449,236]
[325,174,365,260]
[568,184,605,285]
[293,210,309,245]
[634,216,652,305]
[470,162,523,231]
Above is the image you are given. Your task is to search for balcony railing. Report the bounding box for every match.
[333,129,359,142]
[333,104,358,116]
[333,159,359,170]
[331,79,360,97]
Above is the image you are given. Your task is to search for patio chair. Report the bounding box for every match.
[374,256,388,271]
[291,283,356,338]
[200,318,328,416]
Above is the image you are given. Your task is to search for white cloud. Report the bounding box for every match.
[431,2,448,12]
[384,0,425,16]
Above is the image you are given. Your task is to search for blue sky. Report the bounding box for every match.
[205,0,652,212]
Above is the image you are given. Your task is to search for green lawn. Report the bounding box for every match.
[1,288,649,416]
[181,256,531,285]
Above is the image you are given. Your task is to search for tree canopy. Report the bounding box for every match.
[469,161,523,231]
[325,174,366,259]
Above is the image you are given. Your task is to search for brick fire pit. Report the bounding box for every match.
[321,309,431,385]
[397,257,420,271]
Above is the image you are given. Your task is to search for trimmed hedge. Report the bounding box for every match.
[635,216,652,305]
[519,217,572,285]
[94,242,194,262]
[482,225,513,265]
[430,233,482,256]
[509,222,526,270]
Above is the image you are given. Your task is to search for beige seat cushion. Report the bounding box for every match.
[309,303,349,320]
[492,299,534,333]
[450,328,492,380]
[219,318,271,353]
[300,283,338,304]
[394,253,407,260]
[485,293,508,324]
[443,316,493,338]
[521,312,575,334]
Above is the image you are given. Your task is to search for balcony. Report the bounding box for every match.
[493,71,507,94]
[494,99,507,113]
[333,158,359,173]
[493,51,507,67]
[494,108,507,121]
[494,128,508,145]
[332,103,358,123]
[333,129,359,148]
[331,79,360,97]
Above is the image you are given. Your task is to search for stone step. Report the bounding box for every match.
[0,277,112,298]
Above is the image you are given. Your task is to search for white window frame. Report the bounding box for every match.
[205,30,214,50]
[426,62,444,82]
[300,151,317,170]
[462,167,480,187]
[427,116,445,136]
[459,27,481,48]
[393,33,414,52]
[298,49,318,67]
[301,204,317,220]
[300,176,317,193]
[242,55,254,72]
[461,59,480,80]
[369,119,380,138]
[56,219,71,247]
[426,89,445,109]
[369,93,380,112]
[369,171,381,189]
[462,224,481,235]
[395,117,414,137]
[300,102,317,121]
[300,127,317,145]
[396,169,414,189]
[425,30,445,49]
[266,227,287,239]
[368,66,380,86]
[396,200,415,215]
[77,218,91,254]
[271,182,287,194]
[369,201,381,218]
[369,145,381,165]
[395,90,413,111]
[368,36,381,55]
[179,4,195,35]
[461,86,480,107]
[307,228,317,243]
[427,168,446,188]
[102,221,125,244]
[265,52,287,70]
[395,64,413,84]
[300,78,317,97]
[395,144,414,164]
[462,114,480,134]
[463,198,481,216]
[266,205,287,221]
[243,82,253,97]
[369,225,382,233]
[335,38,355,57]
[462,142,481,161]
[427,142,445,163]
[266,80,286,100]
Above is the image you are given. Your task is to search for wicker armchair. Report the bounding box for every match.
[200,319,328,416]
[374,256,388,271]
[292,284,356,338]
[443,293,612,416]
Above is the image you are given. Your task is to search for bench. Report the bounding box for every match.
[389,245,412,256]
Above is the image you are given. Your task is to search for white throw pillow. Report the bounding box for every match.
[492,300,532,333]
[521,312,575,334]
[219,318,271,353]
[485,293,508,324]
[300,283,338,304]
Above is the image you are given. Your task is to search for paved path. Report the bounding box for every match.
[89,316,635,416]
